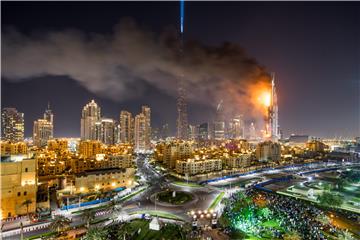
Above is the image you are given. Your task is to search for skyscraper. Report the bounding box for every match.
[119,111,133,143]
[230,114,245,139]
[100,118,116,145]
[249,122,256,140]
[176,0,189,140]
[134,106,151,151]
[33,119,53,147]
[142,106,151,148]
[43,102,54,125]
[199,123,210,140]
[81,100,101,140]
[1,108,24,142]
[177,82,189,140]
[214,100,225,140]
[267,74,280,141]
[134,113,146,151]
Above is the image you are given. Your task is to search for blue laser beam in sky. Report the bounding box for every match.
[180,0,184,33]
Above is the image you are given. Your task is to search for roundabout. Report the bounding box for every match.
[150,190,198,207]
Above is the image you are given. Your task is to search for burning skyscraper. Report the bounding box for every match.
[266,74,280,141]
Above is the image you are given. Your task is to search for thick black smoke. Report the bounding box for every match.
[2,18,270,118]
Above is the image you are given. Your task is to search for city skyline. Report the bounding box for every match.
[1,2,360,239]
[2,2,360,138]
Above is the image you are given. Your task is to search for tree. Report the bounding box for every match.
[22,199,33,219]
[83,228,109,240]
[317,192,343,207]
[49,215,71,235]
[283,231,302,240]
[107,199,121,222]
[337,230,356,240]
[82,209,96,229]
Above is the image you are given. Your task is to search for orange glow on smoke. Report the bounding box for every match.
[259,91,271,107]
[248,79,272,116]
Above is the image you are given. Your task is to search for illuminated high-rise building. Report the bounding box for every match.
[229,114,245,139]
[199,123,210,140]
[81,100,101,140]
[214,100,225,140]
[100,118,116,145]
[176,0,189,140]
[249,122,257,140]
[177,82,189,140]
[119,111,133,143]
[161,123,169,139]
[189,124,199,140]
[33,119,53,147]
[134,106,151,151]
[141,106,151,146]
[43,102,54,125]
[134,113,147,151]
[1,108,24,142]
[267,74,280,141]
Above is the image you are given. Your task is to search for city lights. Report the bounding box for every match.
[1,1,359,240]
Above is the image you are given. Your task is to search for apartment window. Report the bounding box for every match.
[24,191,27,196]
[25,168,28,172]
[17,192,21,197]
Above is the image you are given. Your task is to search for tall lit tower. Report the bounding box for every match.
[268,74,280,141]
[44,102,54,125]
[80,100,101,140]
[176,0,189,140]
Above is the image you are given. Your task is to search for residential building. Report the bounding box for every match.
[256,141,281,161]
[33,119,53,147]
[80,100,101,140]
[1,108,24,142]
[0,158,37,219]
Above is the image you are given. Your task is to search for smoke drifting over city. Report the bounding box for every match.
[3,18,270,119]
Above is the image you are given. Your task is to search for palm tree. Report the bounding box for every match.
[22,199,33,219]
[83,228,109,240]
[283,231,302,240]
[107,199,121,222]
[82,209,95,229]
[49,215,71,235]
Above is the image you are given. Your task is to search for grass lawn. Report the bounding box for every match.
[25,231,56,240]
[261,220,284,231]
[173,181,202,188]
[118,219,186,240]
[208,192,225,210]
[157,191,193,205]
[130,210,184,221]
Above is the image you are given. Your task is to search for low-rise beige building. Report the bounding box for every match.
[176,158,222,176]
[78,140,102,158]
[74,167,135,193]
[256,141,281,162]
[0,158,37,219]
[1,141,28,156]
[224,154,252,169]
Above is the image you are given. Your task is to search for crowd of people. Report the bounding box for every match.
[220,187,356,239]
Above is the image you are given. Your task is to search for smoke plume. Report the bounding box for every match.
[2,18,271,118]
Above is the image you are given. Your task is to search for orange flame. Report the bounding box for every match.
[248,79,272,116]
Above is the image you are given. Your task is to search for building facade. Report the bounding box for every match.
[256,141,281,162]
[1,108,24,142]
[33,119,53,147]
[74,168,135,193]
[1,158,37,219]
[80,100,101,141]
[175,158,222,176]
[119,111,133,144]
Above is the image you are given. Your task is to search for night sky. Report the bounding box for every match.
[2,2,359,138]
